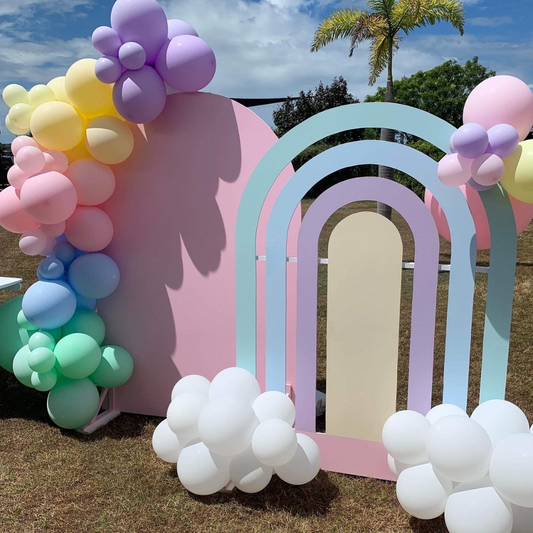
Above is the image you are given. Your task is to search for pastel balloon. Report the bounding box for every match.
[487,124,519,159]
[12,345,34,387]
[28,331,56,352]
[464,75,533,141]
[75,293,97,312]
[19,228,48,256]
[47,377,100,429]
[28,84,56,108]
[113,66,167,124]
[5,115,28,135]
[426,404,468,425]
[28,347,56,373]
[22,280,77,329]
[9,103,33,130]
[92,26,122,57]
[230,447,273,494]
[274,433,321,485]
[437,154,472,187]
[467,177,491,192]
[118,42,146,70]
[208,367,261,405]
[11,136,38,156]
[471,154,504,187]
[40,222,66,238]
[95,56,123,84]
[252,391,296,425]
[15,146,45,175]
[453,123,489,159]
[110,0,168,65]
[62,310,105,345]
[167,392,208,445]
[167,19,198,39]
[156,35,216,92]
[7,165,30,190]
[65,207,114,252]
[90,345,134,388]
[66,158,116,206]
[85,115,134,164]
[152,419,183,463]
[47,76,70,104]
[3,84,29,107]
[17,308,38,331]
[42,150,69,173]
[0,186,40,233]
[40,237,57,257]
[54,332,101,379]
[251,419,297,467]
[20,172,78,224]
[30,101,85,151]
[501,140,533,203]
[53,241,77,268]
[31,369,58,392]
[67,253,120,300]
[171,375,211,401]
[64,139,92,164]
[0,296,27,373]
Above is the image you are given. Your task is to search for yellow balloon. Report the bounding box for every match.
[30,101,85,152]
[9,103,33,130]
[5,115,28,135]
[64,139,92,163]
[3,84,29,107]
[28,84,56,108]
[85,115,134,165]
[47,76,70,104]
[65,59,114,118]
[501,140,533,204]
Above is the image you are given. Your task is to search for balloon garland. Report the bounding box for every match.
[0,0,216,430]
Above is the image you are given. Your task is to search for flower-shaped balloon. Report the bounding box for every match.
[93,0,216,124]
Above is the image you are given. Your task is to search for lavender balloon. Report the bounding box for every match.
[449,134,457,154]
[95,56,123,84]
[92,26,122,57]
[167,19,198,39]
[454,123,489,159]
[110,0,168,65]
[113,65,167,124]
[487,124,520,159]
[156,35,216,92]
[119,42,146,70]
[467,177,492,192]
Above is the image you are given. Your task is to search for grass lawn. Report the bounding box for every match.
[1,199,533,532]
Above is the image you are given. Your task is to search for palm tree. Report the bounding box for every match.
[311,0,465,219]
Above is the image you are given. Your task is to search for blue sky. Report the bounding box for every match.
[0,0,531,142]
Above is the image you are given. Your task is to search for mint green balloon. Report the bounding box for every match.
[0,296,28,373]
[54,333,101,379]
[28,347,56,373]
[31,368,58,391]
[90,345,134,388]
[47,378,100,429]
[62,310,105,346]
[43,327,63,343]
[12,345,34,388]
[28,331,56,351]
[17,309,38,331]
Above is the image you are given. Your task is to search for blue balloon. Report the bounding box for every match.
[68,253,120,300]
[22,280,77,330]
[53,241,77,268]
[37,257,65,281]
[76,292,97,312]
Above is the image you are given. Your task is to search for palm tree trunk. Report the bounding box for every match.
[376,45,395,220]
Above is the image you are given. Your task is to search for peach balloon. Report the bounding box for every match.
[66,159,116,206]
[20,172,78,225]
[0,186,39,233]
[43,150,69,173]
[11,136,38,156]
[41,221,66,238]
[7,165,30,189]
[15,146,45,175]
[19,229,48,256]
[65,206,114,252]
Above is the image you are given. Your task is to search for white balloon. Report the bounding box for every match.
[198,395,259,456]
[472,400,529,447]
[251,419,298,467]
[152,419,183,463]
[445,484,512,533]
[274,433,321,485]
[171,374,210,401]
[387,454,411,477]
[208,367,261,405]
[166,392,208,446]
[426,404,468,425]
[229,447,273,493]
[490,433,533,507]
[252,391,296,425]
[177,442,231,496]
[511,504,533,533]
[382,410,430,465]
[426,416,491,482]
[396,463,453,519]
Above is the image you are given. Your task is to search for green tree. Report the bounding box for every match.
[311,0,465,219]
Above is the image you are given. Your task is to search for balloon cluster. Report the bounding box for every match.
[93,0,216,124]
[383,400,533,533]
[152,368,322,495]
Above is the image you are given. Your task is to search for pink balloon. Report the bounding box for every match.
[20,172,78,225]
[66,158,116,206]
[510,195,533,235]
[16,146,45,175]
[11,136,38,157]
[437,154,472,187]
[471,153,504,187]
[40,237,57,257]
[7,164,30,189]
[19,229,48,256]
[43,151,69,173]
[0,186,39,234]
[464,76,533,141]
[65,206,114,252]
[41,221,66,238]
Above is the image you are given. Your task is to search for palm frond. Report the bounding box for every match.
[368,34,400,85]
[393,0,465,35]
[366,0,397,21]
[349,13,388,56]
[311,9,369,52]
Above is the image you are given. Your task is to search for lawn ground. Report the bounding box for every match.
[1,199,533,532]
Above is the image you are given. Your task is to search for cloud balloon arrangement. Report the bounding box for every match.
[152,368,322,496]
[383,399,533,533]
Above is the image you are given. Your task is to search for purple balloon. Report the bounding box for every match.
[167,19,198,39]
[155,35,216,92]
[95,56,123,84]
[113,65,167,124]
[487,124,520,159]
[454,123,489,159]
[467,177,492,192]
[110,0,168,65]
[449,134,457,154]
[92,26,122,57]
[119,42,146,70]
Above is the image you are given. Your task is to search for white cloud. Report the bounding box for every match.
[0,0,91,17]
[469,16,512,27]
